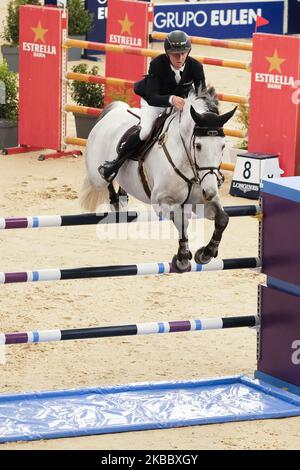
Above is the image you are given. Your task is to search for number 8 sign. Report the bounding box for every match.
[230,152,283,199]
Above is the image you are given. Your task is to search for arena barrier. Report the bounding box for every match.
[0,315,258,345]
[1,177,300,442]
[0,205,260,230]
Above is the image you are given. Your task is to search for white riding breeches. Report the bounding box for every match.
[139,98,166,141]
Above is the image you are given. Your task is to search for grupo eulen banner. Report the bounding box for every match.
[153,1,284,38]
[84,0,285,49]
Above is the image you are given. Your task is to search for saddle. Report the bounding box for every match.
[116,110,169,162]
[114,109,170,198]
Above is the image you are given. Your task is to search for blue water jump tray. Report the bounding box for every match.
[1,375,300,443]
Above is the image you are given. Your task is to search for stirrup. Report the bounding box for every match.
[98,164,118,183]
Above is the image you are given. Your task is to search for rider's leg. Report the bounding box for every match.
[139,99,165,140]
[98,130,143,182]
[98,100,164,182]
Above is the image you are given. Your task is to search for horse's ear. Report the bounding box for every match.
[218,106,237,126]
[190,105,202,124]
[207,86,216,97]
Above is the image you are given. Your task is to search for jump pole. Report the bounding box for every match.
[65,39,251,71]
[0,315,259,345]
[151,32,253,52]
[64,102,246,139]
[0,205,260,230]
[0,257,261,284]
[64,129,245,147]
[65,72,249,105]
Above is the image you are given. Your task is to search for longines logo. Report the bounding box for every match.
[109,14,142,47]
[255,50,295,89]
[232,182,258,193]
[22,21,57,58]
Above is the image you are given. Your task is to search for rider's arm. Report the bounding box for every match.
[145,61,173,107]
[146,73,172,107]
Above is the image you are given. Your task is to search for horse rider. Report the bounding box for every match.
[99,30,207,182]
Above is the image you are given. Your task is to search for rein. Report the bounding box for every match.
[158,111,225,199]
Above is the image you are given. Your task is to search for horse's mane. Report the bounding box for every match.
[184,86,219,115]
[178,86,219,137]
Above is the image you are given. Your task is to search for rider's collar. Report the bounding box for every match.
[170,64,185,74]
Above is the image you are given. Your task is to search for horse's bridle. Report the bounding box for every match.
[158,112,225,197]
[189,125,225,187]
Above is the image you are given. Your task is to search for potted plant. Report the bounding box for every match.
[67,0,94,61]
[236,103,249,149]
[0,60,19,149]
[1,0,41,72]
[69,63,104,138]
[106,86,138,107]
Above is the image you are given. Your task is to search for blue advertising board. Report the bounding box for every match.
[83,0,284,48]
[85,0,107,55]
[287,0,300,33]
[154,1,284,38]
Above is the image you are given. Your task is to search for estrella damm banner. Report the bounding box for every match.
[19,5,66,150]
[248,33,300,176]
[105,0,151,107]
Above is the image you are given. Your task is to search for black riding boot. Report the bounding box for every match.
[99,132,143,182]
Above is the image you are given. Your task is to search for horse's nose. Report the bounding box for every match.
[202,189,215,201]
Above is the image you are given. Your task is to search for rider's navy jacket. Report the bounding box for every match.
[134,54,206,107]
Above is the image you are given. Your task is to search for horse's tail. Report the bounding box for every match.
[79,176,109,211]
[80,100,130,211]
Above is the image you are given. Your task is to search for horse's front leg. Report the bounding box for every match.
[155,198,192,273]
[194,201,229,265]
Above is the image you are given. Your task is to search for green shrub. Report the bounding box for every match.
[69,64,104,108]
[106,87,135,106]
[68,0,94,36]
[0,61,19,123]
[2,0,41,46]
[236,103,249,149]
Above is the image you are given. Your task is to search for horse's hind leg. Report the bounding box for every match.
[108,183,128,211]
[194,201,229,264]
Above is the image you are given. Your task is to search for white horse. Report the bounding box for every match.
[80,88,236,272]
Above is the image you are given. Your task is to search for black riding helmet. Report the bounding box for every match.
[164,30,191,55]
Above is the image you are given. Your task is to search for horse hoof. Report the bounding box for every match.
[194,247,212,265]
[171,255,191,273]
